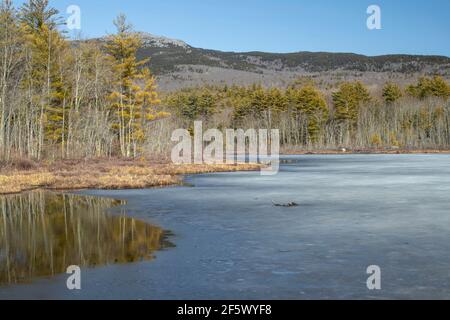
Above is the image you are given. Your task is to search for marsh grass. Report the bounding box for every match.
[0,159,261,195]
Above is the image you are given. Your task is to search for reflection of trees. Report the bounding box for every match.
[0,192,171,285]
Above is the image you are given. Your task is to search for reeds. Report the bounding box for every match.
[0,160,261,195]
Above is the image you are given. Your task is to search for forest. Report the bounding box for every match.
[154,76,450,155]
[0,0,167,161]
[1,0,450,164]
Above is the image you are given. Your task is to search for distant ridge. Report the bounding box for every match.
[132,32,450,74]
[89,32,450,90]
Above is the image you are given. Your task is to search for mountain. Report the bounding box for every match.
[107,32,450,91]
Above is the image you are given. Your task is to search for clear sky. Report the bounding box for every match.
[11,0,450,56]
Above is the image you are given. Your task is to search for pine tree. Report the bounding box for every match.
[407,76,449,100]
[382,82,403,104]
[429,76,450,100]
[166,88,216,122]
[407,77,430,98]
[332,81,371,125]
[287,85,328,142]
[19,0,68,158]
[106,14,164,157]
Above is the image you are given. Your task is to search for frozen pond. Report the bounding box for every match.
[1,154,450,299]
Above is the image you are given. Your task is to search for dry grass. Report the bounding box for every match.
[0,173,55,194]
[0,158,261,195]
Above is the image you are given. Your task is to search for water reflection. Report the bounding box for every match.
[0,191,172,285]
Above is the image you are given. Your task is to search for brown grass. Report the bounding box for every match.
[0,158,261,195]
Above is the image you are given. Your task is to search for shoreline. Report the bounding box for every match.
[0,159,261,196]
[1,150,450,195]
[281,148,450,155]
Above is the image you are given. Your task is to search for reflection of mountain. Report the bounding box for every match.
[0,191,172,285]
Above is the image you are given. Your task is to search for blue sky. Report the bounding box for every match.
[12,0,450,56]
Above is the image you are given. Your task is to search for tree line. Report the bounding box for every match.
[162,76,450,150]
[0,0,165,161]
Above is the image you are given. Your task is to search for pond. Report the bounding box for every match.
[1,154,450,299]
[0,192,172,286]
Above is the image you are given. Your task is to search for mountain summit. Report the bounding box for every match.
[137,32,189,49]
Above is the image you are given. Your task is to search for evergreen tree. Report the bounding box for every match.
[382,82,403,104]
[407,76,449,100]
[106,14,163,157]
[332,81,371,125]
[287,86,328,142]
[19,0,68,158]
[429,76,450,100]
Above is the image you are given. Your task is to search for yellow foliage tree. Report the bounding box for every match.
[20,0,69,158]
[106,14,166,157]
